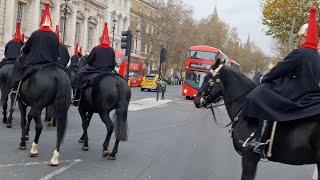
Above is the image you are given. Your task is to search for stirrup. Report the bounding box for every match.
[242,132,255,147]
[253,142,269,158]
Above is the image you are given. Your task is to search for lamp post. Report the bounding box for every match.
[135,29,140,54]
[112,19,117,48]
[62,0,70,44]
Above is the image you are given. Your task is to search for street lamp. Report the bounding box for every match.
[112,19,117,48]
[62,0,70,44]
[135,29,140,54]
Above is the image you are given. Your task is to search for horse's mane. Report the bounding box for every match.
[220,66,256,90]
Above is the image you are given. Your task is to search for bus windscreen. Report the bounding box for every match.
[188,50,217,61]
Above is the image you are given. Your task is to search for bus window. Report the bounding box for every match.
[188,50,217,61]
[185,71,207,89]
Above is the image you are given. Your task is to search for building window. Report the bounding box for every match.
[87,26,94,49]
[17,1,25,23]
[145,24,149,34]
[75,22,82,44]
[144,44,148,54]
[124,0,128,9]
[123,20,127,31]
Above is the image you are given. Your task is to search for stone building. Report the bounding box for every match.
[130,0,158,73]
[0,0,131,58]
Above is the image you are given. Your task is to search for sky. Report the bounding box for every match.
[181,0,274,56]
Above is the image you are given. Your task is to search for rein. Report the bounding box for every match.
[207,87,254,128]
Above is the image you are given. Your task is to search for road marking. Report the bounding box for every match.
[39,159,81,180]
[0,159,80,168]
[129,98,172,111]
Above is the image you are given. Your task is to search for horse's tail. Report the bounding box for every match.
[114,78,131,141]
[55,70,71,144]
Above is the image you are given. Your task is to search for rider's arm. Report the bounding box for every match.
[261,49,302,83]
[87,48,96,66]
[21,33,34,55]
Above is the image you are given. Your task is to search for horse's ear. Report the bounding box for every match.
[211,58,221,70]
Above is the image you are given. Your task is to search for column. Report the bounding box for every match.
[53,0,61,27]
[3,0,16,43]
[82,16,88,53]
[31,0,40,32]
[69,3,78,50]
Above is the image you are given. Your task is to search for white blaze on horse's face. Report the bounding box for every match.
[211,64,224,77]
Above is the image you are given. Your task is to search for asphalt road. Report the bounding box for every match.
[0,85,316,180]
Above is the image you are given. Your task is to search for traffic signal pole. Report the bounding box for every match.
[121,30,132,82]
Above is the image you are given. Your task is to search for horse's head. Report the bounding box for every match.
[194,63,224,108]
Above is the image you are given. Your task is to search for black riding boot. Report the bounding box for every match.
[245,120,273,155]
[72,88,82,106]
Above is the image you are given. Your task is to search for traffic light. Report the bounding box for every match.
[121,30,132,57]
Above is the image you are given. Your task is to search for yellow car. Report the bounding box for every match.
[141,74,159,91]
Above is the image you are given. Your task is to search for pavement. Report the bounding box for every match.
[0,86,316,180]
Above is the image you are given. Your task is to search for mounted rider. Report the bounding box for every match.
[56,25,70,67]
[69,43,81,72]
[243,7,320,155]
[72,23,116,106]
[12,3,60,92]
[0,23,23,68]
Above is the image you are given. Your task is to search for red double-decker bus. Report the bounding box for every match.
[116,51,145,87]
[182,45,228,99]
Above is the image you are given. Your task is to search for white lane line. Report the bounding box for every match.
[0,159,80,168]
[39,159,82,180]
[129,98,172,111]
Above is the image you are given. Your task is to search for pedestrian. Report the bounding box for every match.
[56,25,70,67]
[72,23,116,106]
[243,7,320,155]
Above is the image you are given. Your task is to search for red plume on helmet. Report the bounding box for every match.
[55,25,62,44]
[301,6,318,50]
[79,46,83,56]
[12,23,22,42]
[74,43,79,55]
[99,23,111,48]
[21,33,25,43]
[39,3,52,32]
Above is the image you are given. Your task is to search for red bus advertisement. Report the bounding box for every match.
[182,45,227,99]
[116,51,145,87]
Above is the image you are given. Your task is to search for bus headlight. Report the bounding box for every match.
[183,89,188,93]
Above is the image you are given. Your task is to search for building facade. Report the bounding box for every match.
[0,0,131,58]
[130,0,158,73]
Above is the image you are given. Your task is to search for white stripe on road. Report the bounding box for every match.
[129,98,172,111]
[39,159,82,180]
[0,159,80,168]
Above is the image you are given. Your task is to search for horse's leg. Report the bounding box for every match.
[79,106,89,150]
[99,112,114,158]
[7,91,16,128]
[25,111,32,142]
[18,101,27,150]
[79,112,93,143]
[241,155,260,180]
[108,140,120,160]
[2,102,7,124]
[29,108,42,157]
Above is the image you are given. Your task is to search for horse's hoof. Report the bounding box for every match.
[29,142,38,157]
[78,139,84,143]
[102,150,109,157]
[18,145,26,150]
[3,118,7,124]
[49,149,59,166]
[6,124,12,128]
[107,154,116,160]
[82,146,89,151]
[47,122,52,128]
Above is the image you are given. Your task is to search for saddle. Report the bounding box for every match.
[22,62,70,81]
[88,71,125,87]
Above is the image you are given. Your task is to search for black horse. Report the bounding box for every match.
[78,74,131,160]
[15,67,71,166]
[0,64,15,126]
[194,64,320,180]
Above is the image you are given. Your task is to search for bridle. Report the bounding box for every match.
[198,64,253,128]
